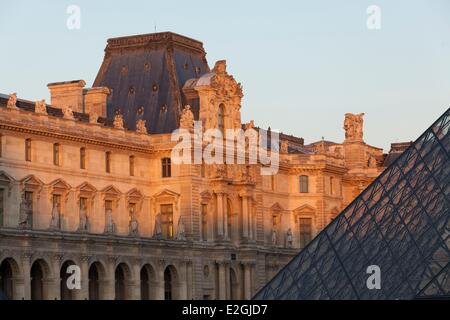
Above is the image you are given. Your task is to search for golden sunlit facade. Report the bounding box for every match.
[0,32,387,300]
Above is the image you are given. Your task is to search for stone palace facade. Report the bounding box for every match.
[0,32,387,300]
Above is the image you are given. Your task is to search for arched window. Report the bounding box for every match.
[53,143,60,166]
[30,261,45,300]
[164,268,173,300]
[218,104,225,132]
[115,265,126,300]
[0,260,13,300]
[25,139,32,162]
[89,263,101,300]
[299,175,309,193]
[162,157,171,178]
[80,147,86,169]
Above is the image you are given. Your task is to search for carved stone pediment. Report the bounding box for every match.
[101,185,122,201]
[293,204,316,219]
[200,190,212,204]
[270,202,284,213]
[20,175,43,194]
[152,189,180,202]
[50,178,71,193]
[77,182,97,194]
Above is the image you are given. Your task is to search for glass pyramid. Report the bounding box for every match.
[254,109,450,300]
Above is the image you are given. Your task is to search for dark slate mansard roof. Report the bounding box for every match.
[93,32,210,134]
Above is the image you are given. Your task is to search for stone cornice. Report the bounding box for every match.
[0,114,153,154]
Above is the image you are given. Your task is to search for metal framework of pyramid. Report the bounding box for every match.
[254,109,450,300]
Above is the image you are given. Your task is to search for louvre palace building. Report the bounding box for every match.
[0,32,394,300]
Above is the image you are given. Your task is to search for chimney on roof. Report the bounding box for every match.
[47,80,86,113]
[83,87,110,117]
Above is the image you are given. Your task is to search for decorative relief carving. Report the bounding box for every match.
[180,105,194,130]
[34,99,47,115]
[344,113,364,141]
[136,119,147,134]
[6,93,18,110]
[62,105,75,120]
[113,113,125,130]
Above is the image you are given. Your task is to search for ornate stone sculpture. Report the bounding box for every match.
[180,105,194,130]
[136,119,147,134]
[34,99,47,115]
[50,202,61,230]
[129,206,139,236]
[78,203,89,232]
[6,93,18,110]
[18,193,32,228]
[113,114,124,130]
[280,140,289,153]
[153,213,162,239]
[343,113,365,141]
[176,216,186,241]
[104,208,115,234]
[62,105,75,120]
[89,112,98,124]
[286,228,293,248]
[271,229,277,246]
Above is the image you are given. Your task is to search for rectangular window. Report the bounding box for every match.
[53,143,60,166]
[80,197,87,210]
[299,175,309,193]
[105,200,113,211]
[53,194,61,208]
[25,139,32,162]
[201,204,208,241]
[80,148,86,169]
[160,204,173,240]
[129,156,135,176]
[105,152,111,173]
[299,218,312,248]
[162,158,171,178]
[0,189,4,227]
[25,191,33,226]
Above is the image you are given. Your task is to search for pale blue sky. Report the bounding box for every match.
[1,0,450,151]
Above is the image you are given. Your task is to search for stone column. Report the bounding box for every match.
[177,262,188,300]
[20,253,32,300]
[79,256,89,300]
[243,263,252,300]
[218,261,227,300]
[223,195,228,239]
[154,261,165,300]
[216,193,224,238]
[50,254,62,300]
[130,263,141,300]
[186,261,193,300]
[103,257,116,300]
